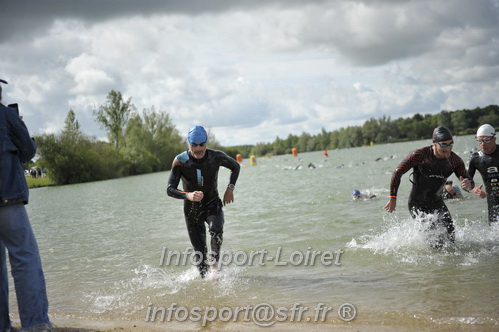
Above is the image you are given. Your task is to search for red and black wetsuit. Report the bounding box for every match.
[167,149,240,276]
[468,146,499,224]
[389,146,472,241]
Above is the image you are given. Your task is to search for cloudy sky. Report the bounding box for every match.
[1,0,498,146]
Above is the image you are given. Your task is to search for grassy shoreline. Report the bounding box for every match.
[26,176,54,189]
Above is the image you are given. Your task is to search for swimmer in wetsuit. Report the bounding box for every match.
[384,127,474,247]
[167,126,240,277]
[466,124,499,224]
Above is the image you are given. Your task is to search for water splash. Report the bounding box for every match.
[347,213,499,266]
[83,264,247,317]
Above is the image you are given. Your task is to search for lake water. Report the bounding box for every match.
[13,135,498,330]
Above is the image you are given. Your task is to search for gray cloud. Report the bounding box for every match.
[1,0,498,146]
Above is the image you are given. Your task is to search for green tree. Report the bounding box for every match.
[478,112,499,128]
[143,108,184,171]
[61,109,82,146]
[451,111,468,134]
[94,90,135,150]
[362,118,379,145]
[122,107,184,174]
[438,110,452,129]
[36,110,126,184]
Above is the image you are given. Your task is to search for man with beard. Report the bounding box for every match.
[167,126,240,277]
[384,126,474,247]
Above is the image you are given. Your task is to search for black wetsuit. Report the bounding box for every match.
[167,149,240,276]
[468,146,499,224]
[389,146,473,243]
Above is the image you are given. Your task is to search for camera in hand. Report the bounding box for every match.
[8,103,19,115]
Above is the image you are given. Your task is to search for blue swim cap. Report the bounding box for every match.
[188,126,208,144]
[352,190,361,196]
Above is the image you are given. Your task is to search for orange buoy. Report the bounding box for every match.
[292,148,298,157]
[236,154,243,163]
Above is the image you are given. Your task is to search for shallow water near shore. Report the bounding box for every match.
[11,134,498,330]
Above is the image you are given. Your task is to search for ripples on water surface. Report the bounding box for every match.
[16,135,498,329]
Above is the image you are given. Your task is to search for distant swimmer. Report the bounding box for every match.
[442,180,463,199]
[466,124,499,224]
[384,126,474,248]
[352,189,377,200]
[167,126,241,278]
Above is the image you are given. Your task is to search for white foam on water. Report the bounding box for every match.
[83,263,247,316]
[347,213,499,266]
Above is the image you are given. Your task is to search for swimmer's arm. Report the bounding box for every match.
[459,156,480,198]
[166,158,188,200]
[220,152,241,187]
[385,151,419,212]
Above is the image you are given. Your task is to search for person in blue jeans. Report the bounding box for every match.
[0,79,53,332]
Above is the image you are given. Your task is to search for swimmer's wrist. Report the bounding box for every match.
[390,196,397,199]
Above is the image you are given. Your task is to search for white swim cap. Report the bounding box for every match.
[476,124,496,137]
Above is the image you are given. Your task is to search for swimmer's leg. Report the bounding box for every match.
[185,216,208,277]
[489,206,499,225]
[409,203,454,249]
[207,211,224,270]
[439,207,455,243]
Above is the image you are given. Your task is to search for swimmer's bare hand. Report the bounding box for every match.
[471,185,487,198]
[223,189,234,206]
[384,198,396,213]
[459,176,473,191]
[187,191,204,202]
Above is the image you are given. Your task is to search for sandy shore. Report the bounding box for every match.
[27,317,495,332]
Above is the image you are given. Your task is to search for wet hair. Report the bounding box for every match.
[432,126,453,142]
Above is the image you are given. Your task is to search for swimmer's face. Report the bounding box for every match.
[189,142,207,159]
[477,135,496,154]
[433,140,453,159]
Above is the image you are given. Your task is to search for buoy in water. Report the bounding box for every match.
[250,155,257,166]
[292,148,298,157]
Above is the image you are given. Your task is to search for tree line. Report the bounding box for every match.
[229,104,499,158]
[32,90,498,185]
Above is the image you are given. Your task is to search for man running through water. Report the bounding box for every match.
[167,126,240,277]
[466,124,499,224]
[384,126,474,247]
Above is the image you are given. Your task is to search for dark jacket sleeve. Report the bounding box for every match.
[9,109,37,163]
